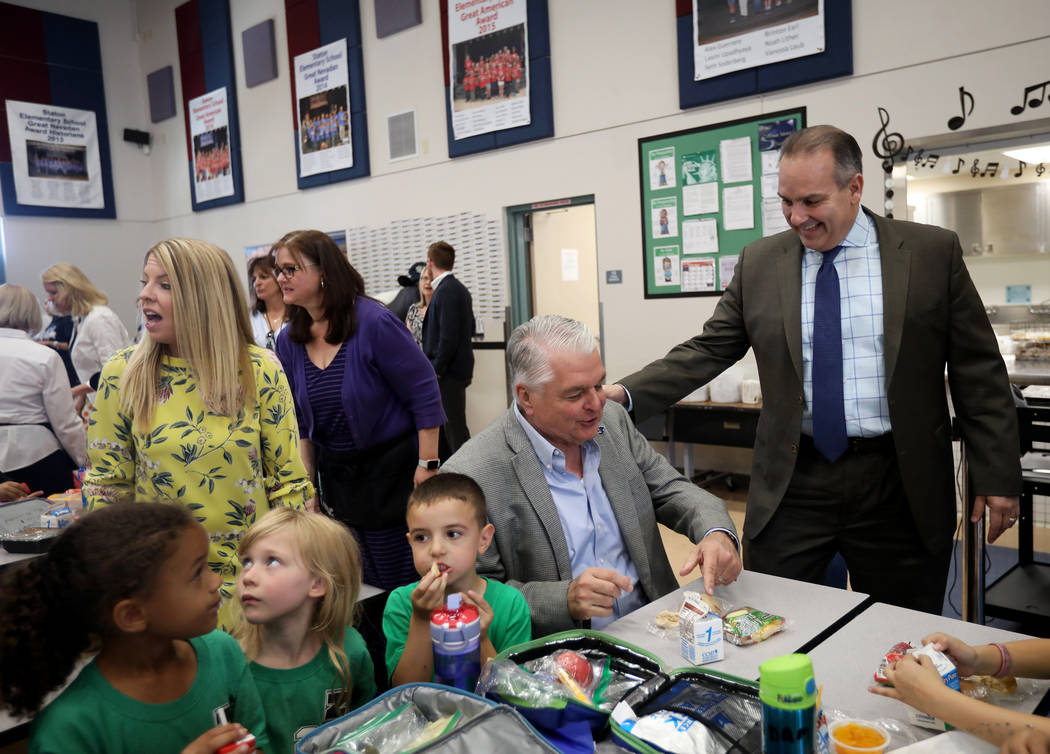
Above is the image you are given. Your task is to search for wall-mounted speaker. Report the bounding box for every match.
[123,128,151,146]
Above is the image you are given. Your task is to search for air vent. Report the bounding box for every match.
[387,110,416,161]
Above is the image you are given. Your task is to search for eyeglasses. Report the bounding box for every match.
[273,263,318,280]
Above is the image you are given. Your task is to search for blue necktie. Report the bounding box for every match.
[812,246,847,462]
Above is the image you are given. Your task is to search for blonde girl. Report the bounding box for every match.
[84,238,314,629]
[236,508,376,753]
[0,503,267,754]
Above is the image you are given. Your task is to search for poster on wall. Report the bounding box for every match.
[188,88,234,203]
[691,0,824,80]
[294,39,353,178]
[4,100,104,209]
[448,0,530,140]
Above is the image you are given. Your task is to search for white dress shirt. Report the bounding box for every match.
[0,328,87,470]
[71,305,129,386]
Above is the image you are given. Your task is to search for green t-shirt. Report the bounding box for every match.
[249,627,376,754]
[383,577,532,681]
[30,630,269,754]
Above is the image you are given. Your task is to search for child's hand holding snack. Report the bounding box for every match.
[410,562,449,619]
[922,633,983,677]
[181,723,255,754]
[872,653,955,713]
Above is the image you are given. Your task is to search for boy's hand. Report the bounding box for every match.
[567,567,633,621]
[464,589,494,635]
[180,723,251,754]
[922,632,981,677]
[410,565,448,619]
[868,654,954,713]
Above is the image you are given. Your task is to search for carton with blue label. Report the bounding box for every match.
[678,592,724,665]
[908,643,961,731]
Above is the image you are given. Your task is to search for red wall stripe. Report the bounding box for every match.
[0,3,50,163]
[175,0,207,160]
[284,0,321,130]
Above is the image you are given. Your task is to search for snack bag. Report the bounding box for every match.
[873,641,914,685]
[723,607,785,646]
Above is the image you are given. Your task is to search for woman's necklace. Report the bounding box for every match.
[267,310,284,332]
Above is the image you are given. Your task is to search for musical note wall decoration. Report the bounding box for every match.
[872,107,905,173]
[947,86,975,131]
[1010,80,1050,116]
[1014,161,1026,177]
[952,158,966,174]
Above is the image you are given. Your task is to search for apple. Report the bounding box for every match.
[555,650,593,687]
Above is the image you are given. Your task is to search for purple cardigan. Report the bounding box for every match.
[276,297,446,449]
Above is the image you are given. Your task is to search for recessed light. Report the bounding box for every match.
[1002,145,1050,163]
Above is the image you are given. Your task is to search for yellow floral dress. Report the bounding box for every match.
[84,345,314,628]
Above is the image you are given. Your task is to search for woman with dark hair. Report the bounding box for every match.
[272,230,446,589]
[247,252,289,349]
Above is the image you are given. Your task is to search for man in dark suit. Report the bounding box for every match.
[422,241,474,457]
[607,125,1021,614]
[444,315,740,636]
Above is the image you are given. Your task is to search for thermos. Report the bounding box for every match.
[759,653,817,753]
[430,593,481,690]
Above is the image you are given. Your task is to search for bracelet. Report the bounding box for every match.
[990,642,1013,678]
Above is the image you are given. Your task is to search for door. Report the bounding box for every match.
[527,203,600,342]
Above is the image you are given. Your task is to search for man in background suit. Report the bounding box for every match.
[607,125,1020,614]
[443,315,740,636]
[422,241,474,458]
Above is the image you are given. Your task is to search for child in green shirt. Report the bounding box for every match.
[235,508,376,753]
[383,473,532,685]
[0,503,265,754]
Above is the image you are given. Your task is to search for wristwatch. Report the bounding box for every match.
[418,458,441,471]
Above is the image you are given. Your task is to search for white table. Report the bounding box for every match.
[807,602,1050,750]
[603,570,870,680]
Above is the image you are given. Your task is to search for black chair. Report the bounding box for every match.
[984,402,1050,633]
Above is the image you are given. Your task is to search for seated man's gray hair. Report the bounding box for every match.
[507,314,597,390]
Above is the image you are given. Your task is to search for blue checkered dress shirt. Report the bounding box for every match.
[800,211,892,438]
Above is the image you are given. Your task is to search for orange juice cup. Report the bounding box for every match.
[829,719,890,754]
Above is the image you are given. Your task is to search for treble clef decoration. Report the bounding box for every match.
[872,107,905,172]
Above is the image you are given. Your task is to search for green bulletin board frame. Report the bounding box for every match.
[638,107,805,298]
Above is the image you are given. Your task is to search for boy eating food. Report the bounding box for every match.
[382,473,532,685]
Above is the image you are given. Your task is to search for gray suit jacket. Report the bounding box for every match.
[442,400,736,636]
[621,208,1021,552]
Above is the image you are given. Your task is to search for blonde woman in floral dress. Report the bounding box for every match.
[84,239,314,629]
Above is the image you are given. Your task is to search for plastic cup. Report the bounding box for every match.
[829,719,890,754]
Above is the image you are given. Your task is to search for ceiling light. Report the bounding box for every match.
[1002,145,1050,163]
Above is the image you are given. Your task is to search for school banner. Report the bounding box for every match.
[294,39,353,178]
[692,0,824,80]
[188,87,234,204]
[448,0,530,140]
[4,100,104,209]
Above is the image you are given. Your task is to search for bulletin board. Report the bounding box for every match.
[638,106,805,299]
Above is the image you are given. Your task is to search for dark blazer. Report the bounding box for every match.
[621,208,1021,552]
[442,401,737,636]
[421,273,474,381]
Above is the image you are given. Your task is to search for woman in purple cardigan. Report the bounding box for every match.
[273,230,446,589]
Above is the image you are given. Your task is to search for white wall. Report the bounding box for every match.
[3,0,1050,427]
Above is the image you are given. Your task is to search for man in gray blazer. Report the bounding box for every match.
[443,315,741,637]
[607,125,1020,614]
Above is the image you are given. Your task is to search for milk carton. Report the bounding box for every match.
[907,643,961,731]
[678,592,724,665]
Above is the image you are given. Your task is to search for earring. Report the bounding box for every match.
[320,278,325,289]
